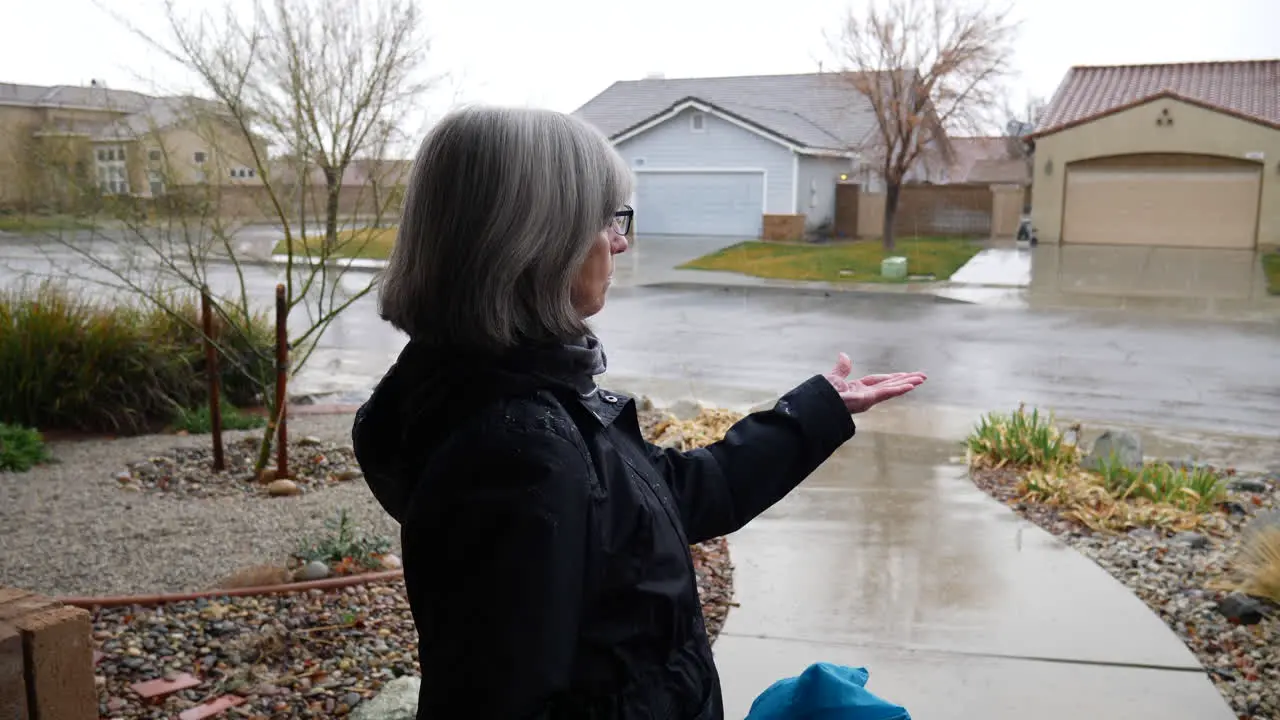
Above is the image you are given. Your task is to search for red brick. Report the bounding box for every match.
[131,672,201,699]
[14,606,96,720]
[0,621,29,720]
[178,695,245,720]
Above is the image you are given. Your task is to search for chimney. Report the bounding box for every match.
[643,72,665,80]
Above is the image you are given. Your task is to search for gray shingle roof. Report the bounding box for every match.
[0,82,151,112]
[572,72,884,152]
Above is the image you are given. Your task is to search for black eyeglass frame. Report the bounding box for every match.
[612,205,634,235]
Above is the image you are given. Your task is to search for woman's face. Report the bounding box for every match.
[571,217,630,319]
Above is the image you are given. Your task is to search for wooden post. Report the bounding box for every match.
[200,288,225,471]
[274,284,289,479]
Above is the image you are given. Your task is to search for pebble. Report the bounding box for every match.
[380,553,403,570]
[267,478,301,497]
[294,560,331,581]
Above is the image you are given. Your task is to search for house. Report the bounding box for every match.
[946,136,1032,187]
[1028,60,1280,249]
[0,81,261,212]
[572,72,942,237]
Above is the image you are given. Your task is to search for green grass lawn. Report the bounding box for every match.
[0,213,95,233]
[680,237,982,283]
[272,226,397,260]
[1262,252,1280,295]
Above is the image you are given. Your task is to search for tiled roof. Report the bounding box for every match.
[572,72,891,152]
[1035,60,1280,136]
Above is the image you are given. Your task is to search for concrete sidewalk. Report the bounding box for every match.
[711,426,1233,720]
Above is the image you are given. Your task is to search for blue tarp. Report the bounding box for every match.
[745,663,911,720]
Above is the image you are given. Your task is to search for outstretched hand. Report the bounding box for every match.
[823,353,927,414]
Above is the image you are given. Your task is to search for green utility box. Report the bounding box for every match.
[880,256,908,279]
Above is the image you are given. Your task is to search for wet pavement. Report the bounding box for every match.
[712,430,1234,719]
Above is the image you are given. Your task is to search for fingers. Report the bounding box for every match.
[830,352,852,379]
[856,371,928,386]
[840,377,925,413]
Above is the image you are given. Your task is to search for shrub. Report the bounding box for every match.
[1234,525,1280,604]
[0,423,51,472]
[0,282,274,435]
[966,405,1078,470]
[295,509,392,575]
[172,396,267,434]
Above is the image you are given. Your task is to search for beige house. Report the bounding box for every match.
[1029,60,1280,250]
[0,81,261,212]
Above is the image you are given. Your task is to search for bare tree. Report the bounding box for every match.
[15,0,432,473]
[831,0,1018,250]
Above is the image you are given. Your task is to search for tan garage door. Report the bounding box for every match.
[1063,167,1260,248]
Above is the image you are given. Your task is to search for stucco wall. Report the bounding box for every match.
[615,108,795,215]
[796,155,852,230]
[1031,97,1280,248]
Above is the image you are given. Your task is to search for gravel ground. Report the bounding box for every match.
[7,407,738,717]
[0,415,396,597]
[972,466,1279,720]
[92,536,731,719]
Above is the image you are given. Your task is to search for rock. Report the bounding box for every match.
[352,676,420,720]
[638,396,655,412]
[1217,592,1265,625]
[256,467,277,483]
[343,691,363,707]
[1082,430,1143,471]
[114,471,132,484]
[1228,477,1269,493]
[217,565,292,589]
[267,478,300,497]
[1172,531,1208,549]
[379,553,402,570]
[120,483,141,492]
[333,469,364,482]
[667,399,703,421]
[298,436,324,447]
[294,560,330,582]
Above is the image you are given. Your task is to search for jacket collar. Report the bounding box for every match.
[568,386,631,428]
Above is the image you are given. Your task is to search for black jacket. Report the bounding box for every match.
[352,340,855,719]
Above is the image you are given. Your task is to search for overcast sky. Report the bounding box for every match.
[4,0,1276,139]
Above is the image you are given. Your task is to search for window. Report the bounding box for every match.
[148,171,165,197]
[148,149,162,162]
[95,145,129,194]
[229,167,256,179]
[690,111,705,132]
[193,151,207,164]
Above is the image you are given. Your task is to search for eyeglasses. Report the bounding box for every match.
[612,205,633,236]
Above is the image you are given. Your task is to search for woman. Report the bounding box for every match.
[353,106,926,719]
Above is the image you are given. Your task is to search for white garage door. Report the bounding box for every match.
[634,171,764,237]
[1063,166,1260,249]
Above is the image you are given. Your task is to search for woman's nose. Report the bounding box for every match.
[611,232,629,255]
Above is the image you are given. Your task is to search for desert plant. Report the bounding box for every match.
[295,509,392,574]
[0,283,274,434]
[1233,525,1280,604]
[1092,453,1225,513]
[172,397,267,434]
[0,423,51,472]
[966,404,1077,470]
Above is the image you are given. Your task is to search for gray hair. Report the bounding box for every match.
[378,105,633,350]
